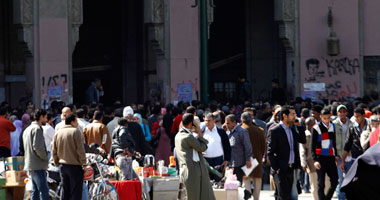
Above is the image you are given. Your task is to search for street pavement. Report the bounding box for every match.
[256,184,338,200]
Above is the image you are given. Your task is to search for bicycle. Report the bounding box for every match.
[85,153,119,200]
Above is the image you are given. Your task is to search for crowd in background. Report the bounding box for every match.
[1,86,380,199]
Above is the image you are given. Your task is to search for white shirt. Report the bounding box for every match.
[42,123,55,152]
[77,118,90,133]
[203,125,224,158]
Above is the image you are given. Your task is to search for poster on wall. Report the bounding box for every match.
[177,83,192,103]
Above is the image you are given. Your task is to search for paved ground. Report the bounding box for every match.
[257,184,338,200]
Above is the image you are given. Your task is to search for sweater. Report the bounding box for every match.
[311,122,337,162]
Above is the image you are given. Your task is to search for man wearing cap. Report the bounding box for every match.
[360,115,380,151]
[333,104,353,200]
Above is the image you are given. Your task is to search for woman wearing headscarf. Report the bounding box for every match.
[11,120,23,156]
[134,113,151,142]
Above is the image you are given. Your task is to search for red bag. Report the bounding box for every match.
[109,179,142,200]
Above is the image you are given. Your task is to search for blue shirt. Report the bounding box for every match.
[280,121,294,164]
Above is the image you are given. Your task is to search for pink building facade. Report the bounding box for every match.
[300,0,380,101]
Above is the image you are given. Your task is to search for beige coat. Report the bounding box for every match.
[333,118,354,157]
[83,120,111,154]
[175,128,215,200]
[52,125,86,166]
[299,130,316,172]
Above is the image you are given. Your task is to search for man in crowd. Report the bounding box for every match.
[111,118,139,180]
[202,113,231,172]
[333,104,353,200]
[76,108,89,133]
[123,106,149,156]
[241,112,266,200]
[86,78,104,104]
[267,105,306,200]
[42,112,55,159]
[83,111,111,154]
[223,114,253,183]
[0,107,16,157]
[175,113,215,200]
[55,107,72,131]
[107,108,123,135]
[360,115,380,151]
[300,117,318,199]
[341,107,366,173]
[311,107,338,200]
[23,109,49,200]
[311,105,323,122]
[52,114,86,199]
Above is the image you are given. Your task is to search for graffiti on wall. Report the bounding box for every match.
[41,74,69,108]
[302,57,360,100]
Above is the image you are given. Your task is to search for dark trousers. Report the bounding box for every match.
[205,156,224,167]
[0,147,10,158]
[233,167,245,184]
[60,164,84,200]
[316,156,338,200]
[274,166,294,200]
[205,156,224,181]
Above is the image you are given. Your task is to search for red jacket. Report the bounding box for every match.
[171,114,183,135]
[0,116,16,150]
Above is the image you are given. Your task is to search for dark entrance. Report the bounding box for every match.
[208,0,286,103]
[72,0,144,105]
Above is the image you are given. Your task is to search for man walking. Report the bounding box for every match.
[267,105,306,200]
[341,107,366,173]
[175,113,215,200]
[311,108,338,200]
[23,109,49,200]
[333,104,353,200]
[223,114,253,183]
[241,112,266,200]
[52,114,86,199]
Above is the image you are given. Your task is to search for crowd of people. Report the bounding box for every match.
[1,89,380,199]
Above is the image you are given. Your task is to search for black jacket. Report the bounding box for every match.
[111,126,136,158]
[267,123,306,171]
[344,126,364,159]
[201,127,231,162]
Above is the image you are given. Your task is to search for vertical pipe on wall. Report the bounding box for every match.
[358,0,364,96]
[200,0,209,104]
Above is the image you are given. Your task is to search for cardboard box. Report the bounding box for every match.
[213,189,238,200]
[152,177,180,191]
[5,170,27,186]
[152,177,180,200]
[153,191,178,200]
[6,156,24,171]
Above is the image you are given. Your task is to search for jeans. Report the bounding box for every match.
[304,172,310,192]
[116,156,138,180]
[291,169,298,200]
[336,160,346,200]
[344,159,354,174]
[82,183,89,200]
[30,170,49,200]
